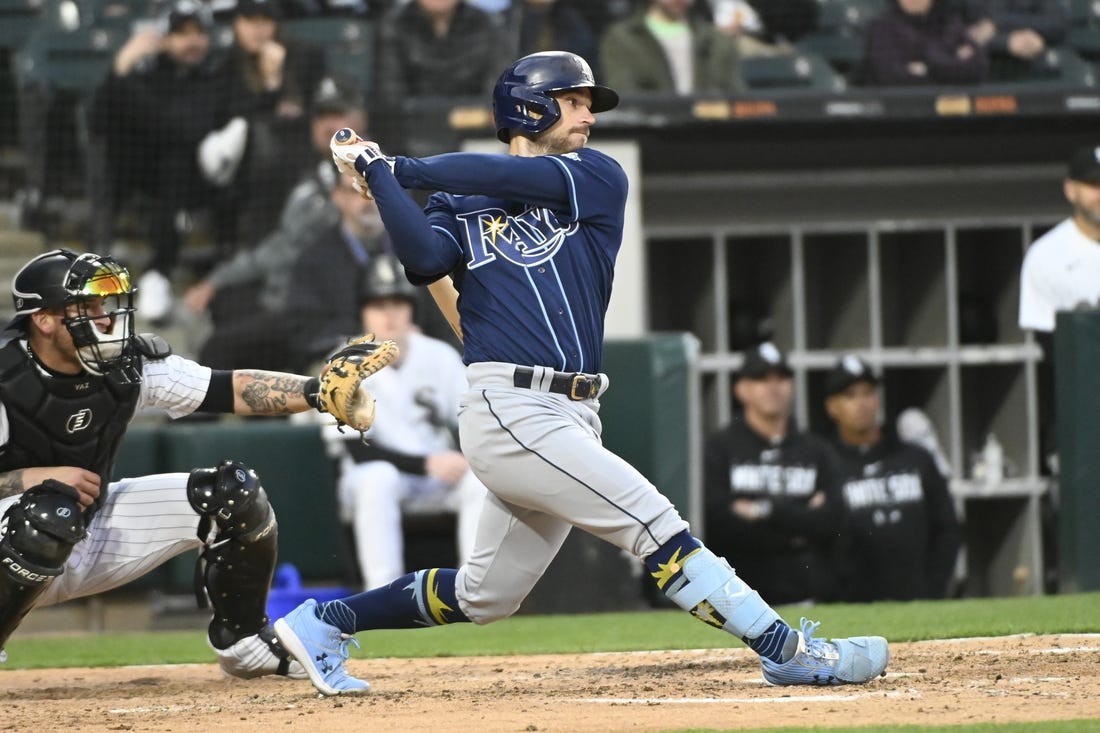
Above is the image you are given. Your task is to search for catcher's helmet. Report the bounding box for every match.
[492,51,618,143]
[6,249,137,378]
[358,254,418,306]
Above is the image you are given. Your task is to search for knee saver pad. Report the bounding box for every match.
[0,480,86,586]
[187,459,276,545]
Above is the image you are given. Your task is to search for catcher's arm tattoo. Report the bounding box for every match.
[233,370,313,415]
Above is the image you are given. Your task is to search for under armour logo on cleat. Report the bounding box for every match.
[316,652,333,674]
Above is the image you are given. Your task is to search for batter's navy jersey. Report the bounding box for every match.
[366,148,628,374]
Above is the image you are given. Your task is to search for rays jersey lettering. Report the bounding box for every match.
[842,471,923,510]
[427,148,628,373]
[459,207,580,270]
[729,464,818,496]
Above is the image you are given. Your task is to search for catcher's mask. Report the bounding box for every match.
[492,51,618,143]
[9,249,137,378]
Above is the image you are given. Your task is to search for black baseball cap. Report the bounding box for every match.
[168,0,213,33]
[824,354,879,397]
[313,76,363,116]
[1068,145,1100,184]
[738,341,793,380]
[236,0,282,19]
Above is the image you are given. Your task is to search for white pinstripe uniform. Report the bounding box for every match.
[0,343,213,606]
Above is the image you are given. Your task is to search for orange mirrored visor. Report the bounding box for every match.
[76,263,131,298]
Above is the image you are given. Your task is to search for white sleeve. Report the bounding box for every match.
[1018,251,1056,332]
[137,355,214,418]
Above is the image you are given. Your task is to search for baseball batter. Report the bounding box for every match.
[0,249,384,678]
[274,51,890,696]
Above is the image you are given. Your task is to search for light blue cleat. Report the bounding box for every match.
[760,618,889,686]
[273,599,371,696]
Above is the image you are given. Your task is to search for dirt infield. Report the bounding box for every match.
[3,634,1098,732]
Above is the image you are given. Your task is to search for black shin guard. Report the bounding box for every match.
[0,481,86,648]
[187,460,278,650]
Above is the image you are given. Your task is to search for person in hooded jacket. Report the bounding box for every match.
[861,0,988,85]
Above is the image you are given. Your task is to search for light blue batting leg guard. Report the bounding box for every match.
[655,545,780,641]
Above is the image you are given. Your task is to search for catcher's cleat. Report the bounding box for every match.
[274,599,371,696]
[760,618,889,686]
[211,625,310,680]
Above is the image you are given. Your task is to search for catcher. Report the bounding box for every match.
[0,249,395,674]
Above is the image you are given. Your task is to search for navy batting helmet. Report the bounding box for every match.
[492,51,618,143]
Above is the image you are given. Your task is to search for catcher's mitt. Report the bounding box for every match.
[316,333,399,433]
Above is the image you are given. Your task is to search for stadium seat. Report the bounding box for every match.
[279,16,373,93]
[1066,0,1100,26]
[796,31,865,78]
[1067,26,1100,61]
[740,52,848,92]
[985,46,1098,86]
[16,24,126,95]
[0,0,47,50]
[814,0,886,34]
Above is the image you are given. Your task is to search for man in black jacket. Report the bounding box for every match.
[703,342,844,605]
[90,0,243,322]
[822,355,962,601]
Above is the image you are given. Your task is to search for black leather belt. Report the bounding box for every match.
[513,367,602,401]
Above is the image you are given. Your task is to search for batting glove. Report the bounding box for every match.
[330,128,395,196]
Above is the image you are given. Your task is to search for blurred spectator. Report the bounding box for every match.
[503,0,598,66]
[822,355,962,601]
[374,0,510,150]
[466,0,512,14]
[959,0,1068,81]
[290,172,394,367]
[89,0,243,322]
[705,0,792,56]
[226,0,328,247]
[707,0,817,44]
[564,0,636,42]
[189,164,384,372]
[183,79,372,372]
[702,342,843,605]
[14,0,154,233]
[599,0,746,95]
[328,253,487,591]
[862,0,988,86]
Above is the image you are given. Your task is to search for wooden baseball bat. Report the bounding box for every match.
[427,276,463,343]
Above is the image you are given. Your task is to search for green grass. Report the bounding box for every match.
[668,723,1100,733]
[3,592,1098,670]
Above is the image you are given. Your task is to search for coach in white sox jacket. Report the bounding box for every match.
[823,356,962,602]
[272,51,889,696]
[0,249,354,677]
[704,342,844,605]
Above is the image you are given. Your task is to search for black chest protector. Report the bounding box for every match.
[0,339,146,508]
